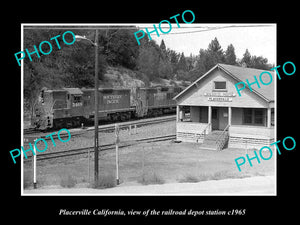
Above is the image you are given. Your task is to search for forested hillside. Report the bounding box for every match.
[23,27,272,112]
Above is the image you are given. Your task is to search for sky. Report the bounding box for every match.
[23,23,276,65]
[149,24,276,64]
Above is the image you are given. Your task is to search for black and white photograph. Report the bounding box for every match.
[20,23,276,195]
[3,5,298,224]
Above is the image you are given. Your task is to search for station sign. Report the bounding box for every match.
[204,92,236,102]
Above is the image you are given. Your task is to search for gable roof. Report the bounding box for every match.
[174,63,275,102]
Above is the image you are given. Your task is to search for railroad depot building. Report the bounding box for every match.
[174,63,275,150]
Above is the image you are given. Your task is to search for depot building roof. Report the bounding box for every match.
[174,63,275,103]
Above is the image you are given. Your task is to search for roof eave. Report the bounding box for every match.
[217,64,272,103]
[173,64,274,103]
[173,64,219,101]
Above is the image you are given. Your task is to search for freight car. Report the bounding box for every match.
[32,86,181,130]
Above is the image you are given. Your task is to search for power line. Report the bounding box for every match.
[161,24,274,35]
[23,24,274,31]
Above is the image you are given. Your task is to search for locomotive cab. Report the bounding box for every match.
[32,88,84,130]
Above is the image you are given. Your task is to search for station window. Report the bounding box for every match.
[254,109,263,124]
[214,81,227,91]
[243,108,264,125]
[271,108,275,126]
[243,109,252,124]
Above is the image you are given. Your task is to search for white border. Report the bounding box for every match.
[21,23,24,194]
[274,23,277,196]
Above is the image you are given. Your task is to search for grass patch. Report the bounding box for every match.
[138,172,165,185]
[23,172,32,189]
[23,141,274,191]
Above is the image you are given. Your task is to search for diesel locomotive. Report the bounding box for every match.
[32,86,182,130]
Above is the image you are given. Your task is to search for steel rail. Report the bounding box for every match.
[24,115,175,137]
[24,134,176,161]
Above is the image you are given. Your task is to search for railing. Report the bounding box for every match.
[201,123,211,139]
[216,124,230,151]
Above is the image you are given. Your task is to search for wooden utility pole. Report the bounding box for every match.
[94,29,99,185]
[115,124,120,185]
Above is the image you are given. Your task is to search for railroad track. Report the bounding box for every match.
[90,115,176,133]
[24,128,37,135]
[24,134,176,161]
[24,115,175,139]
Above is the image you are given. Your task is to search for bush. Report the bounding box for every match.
[178,174,200,183]
[60,175,77,188]
[210,171,233,180]
[138,172,165,185]
[93,174,116,189]
[177,171,251,184]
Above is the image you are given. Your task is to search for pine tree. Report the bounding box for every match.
[241,49,251,67]
[204,37,225,70]
[250,56,270,70]
[225,44,237,65]
[166,48,180,74]
[177,52,188,71]
[241,49,270,69]
[137,41,160,80]
[160,39,166,52]
[207,37,224,62]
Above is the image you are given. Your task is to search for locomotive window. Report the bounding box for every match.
[40,90,44,103]
[73,95,82,103]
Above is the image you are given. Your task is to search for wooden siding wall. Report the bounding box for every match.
[177,69,269,108]
[229,125,275,149]
[176,122,208,143]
